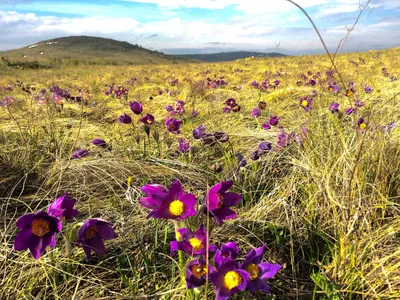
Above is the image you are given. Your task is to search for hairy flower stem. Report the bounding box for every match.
[174,221,185,286]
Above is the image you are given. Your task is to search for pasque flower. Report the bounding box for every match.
[48,193,79,220]
[214,242,239,268]
[91,138,108,148]
[178,138,191,153]
[139,179,197,220]
[240,244,281,295]
[165,117,182,134]
[72,149,89,159]
[186,258,215,288]
[77,219,117,261]
[193,124,206,139]
[129,101,143,115]
[118,113,132,124]
[205,181,242,225]
[252,108,261,118]
[140,113,155,125]
[14,211,62,259]
[329,102,340,113]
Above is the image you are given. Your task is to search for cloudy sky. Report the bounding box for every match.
[0,0,399,54]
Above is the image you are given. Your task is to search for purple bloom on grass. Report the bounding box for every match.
[269,115,279,126]
[166,105,174,112]
[357,118,367,130]
[240,244,281,295]
[262,123,271,130]
[186,258,216,289]
[72,149,89,159]
[259,142,272,153]
[214,242,239,268]
[252,108,261,118]
[329,102,340,113]
[118,113,132,124]
[193,124,206,139]
[77,219,117,261]
[165,117,182,134]
[14,211,62,259]
[170,225,217,257]
[129,101,143,115]
[236,153,247,167]
[300,97,312,112]
[205,181,242,226]
[209,259,249,300]
[139,179,197,221]
[214,132,229,143]
[48,193,79,220]
[346,107,355,115]
[364,86,373,93]
[140,113,155,125]
[178,138,191,153]
[91,138,108,148]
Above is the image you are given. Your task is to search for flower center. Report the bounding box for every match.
[175,231,182,241]
[246,264,260,280]
[223,271,242,290]
[301,100,308,107]
[31,218,51,237]
[216,193,224,208]
[169,200,184,216]
[359,123,367,130]
[84,225,98,240]
[191,264,208,278]
[169,123,176,131]
[189,238,204,251]
[146,118,152,124]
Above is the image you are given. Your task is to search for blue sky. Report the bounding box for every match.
[0,0,399,54]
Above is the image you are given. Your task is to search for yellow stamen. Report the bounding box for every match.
[189,238,204,251]
[223,271,242,290]
[301,100,308,107]
[169,200,184,216]
[176,231,182,241]
[216,192,224,208]
[31,218,51,237]
[84,225,98,240]
[246,264,260,280]
[359,123,367,130]
[191,264,208,278]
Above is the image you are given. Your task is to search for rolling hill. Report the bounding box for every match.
[176,51,287,62]
[1,36,193,67]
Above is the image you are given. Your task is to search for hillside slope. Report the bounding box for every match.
[176,51,287,62]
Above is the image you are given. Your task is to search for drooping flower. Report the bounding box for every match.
[259,142,272,153]
[139,179,197,220]
[261,122,271,130]
[329,102,340,113]
[205,181,242,226]
[186,258,215,289]
[77,219,117,261]
[210,259,249,300]
[165,117,182,134]
[14,211,62,259]
[240,244,281,295]
[118,113,132,124]
[193,124,206,139]
[214,132,229,143]
[346,107,355,115]
[178,138,191,153]
[357,118,367,130]
[236,153,247,168]
[166,105,174,112]
[354,100,365,107]
[48,193,79,220]
[140,113,155,125]
[170,225,217,257]
[214,242,239,268]
[91,138,108,148]
[72,149,89,159]
[252,108,261,118]
[364,86,373,93]
[201,133,217,146]
[249,150,262,160]
[129,101,143,115]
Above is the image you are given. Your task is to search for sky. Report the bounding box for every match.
[0,0,399,55]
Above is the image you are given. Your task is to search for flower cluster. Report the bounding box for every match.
[223,98,241,113]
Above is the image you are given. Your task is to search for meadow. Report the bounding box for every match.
[0,47,400,299]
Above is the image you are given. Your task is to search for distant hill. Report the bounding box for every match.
[176,51,287,62]
[1,36,192,68]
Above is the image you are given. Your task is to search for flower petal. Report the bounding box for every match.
[14,227,34,251]
[259,262,282,280]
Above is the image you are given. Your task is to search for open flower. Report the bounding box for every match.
[329,102,340,113]
[139,179,197,220]
[214,242,239,268]
[129,101,143,115]
[252,108,261,118]
[140,113,155,125]
[240,244,281,295]
[357,118,367,130]
[205,181,242,226]
[170,225,217,257]
[299,96,312,112]
[14,211,62,259]
[210,259,249,300]
[48,193,79,220]
[165,117,182,134]
[77,219,117,261]
[193,124,206,139]
[186,258,215,289]
[178,138,191,153]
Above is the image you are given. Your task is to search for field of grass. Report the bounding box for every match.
[0,46,400,299]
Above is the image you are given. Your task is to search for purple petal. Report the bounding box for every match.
[97,223,117,240]
[259,262,281,280]
[14,227,34,251]
[212,207,237,226]
[247,278,271,295]
[86,235,106,255]
[16,213,35,229]
[222,192,242,207]
[207,183,222,211]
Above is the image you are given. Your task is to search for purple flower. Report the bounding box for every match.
[354,100,365,108]
[165,117,182,134]
[48,193,79,220]
[91,138,108,148]
[240,244,281,295]
[258,101,267,110]
[129,101,143,115]
[299,96,312,112]
[158,90,163,95]
[193,124,206,139]
[72,149,89,159]
[329,102,340,113]
[223,107,232,113]
[252,108,261,118]
[201,133,217,146]
[209,259,249,300]
[214,132,229,143]
[274,79,280,86]
[214,242,239,268]
[14,211,62,259]
[186,258,215,289]
[166,105,174,112]
[346,107,355,115]
[268,116,279,126]
[140,113,155,125]
[364,86,373,93]
[328,85,341,93]
[277,131,290,148]
[261,123,271,130]
[236,153,247,167]
[259,142,272,153]
[231,104,241,112]
[205,181,242,226]
[118,113,132,124]
[77,219,117,261]
[170,225,217,257]
[249,150,262,160]
[225,98,236,107]
[251,81,259,88]
[178,138,191,153]
[357,118,367,130]
[139,179,197,220]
